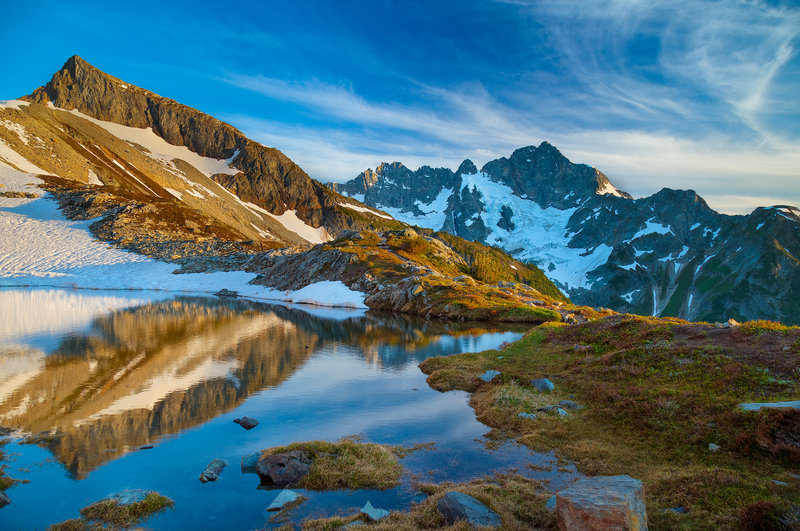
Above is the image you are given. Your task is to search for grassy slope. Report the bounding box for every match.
[419,316,800,529]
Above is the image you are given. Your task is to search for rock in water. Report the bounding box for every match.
[233,416,259,430]
[479,370,501,382]
[531,378,555,392]
[437,491,502,527]
[256,450,312,487]
[102,489,152,505]
[199,459,226,483]
[241,452,260,474]
[267,489,299,511]
[361,500,390,521]
[556,475,647,531]
[0,491,10,509]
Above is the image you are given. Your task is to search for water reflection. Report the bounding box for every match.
[0,293,524,479]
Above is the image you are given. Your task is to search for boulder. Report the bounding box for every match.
[559,400,584,410]
[437,491,502,527]
[267,489,299,511]
[708,443,721,452]
[0,491,10,509]
[480,370,501,382]
[199,459,226,483]
[233,416,259,430]
[214,288,238,298]
[241,452,260,474]
[256,450,312,488]
[518,412,537,420]
[531,378,555,392]
[556,475,647,531]
[361,500,390,521]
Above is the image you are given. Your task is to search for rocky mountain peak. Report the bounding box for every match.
[456,159,477,176]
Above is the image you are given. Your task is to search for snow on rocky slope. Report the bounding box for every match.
[331,143,800,324]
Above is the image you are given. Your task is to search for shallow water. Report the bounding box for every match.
[0,288,578,529]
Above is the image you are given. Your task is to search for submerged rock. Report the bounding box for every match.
[233,416,259,430]
[199,459,226,483]
[437,491,501,527]
[214,288,238,298]
[256,450,312,488]
[361,500,390,521]
[267,489,300,511]
[241,452,260,474]
[0,491,10,509]
[479,370,501,382]
[531,378,555,392]
[556,475,647,531]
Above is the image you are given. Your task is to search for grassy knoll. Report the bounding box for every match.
[48,491,173,530]
[419,315,800,529]
[261,437,406,491]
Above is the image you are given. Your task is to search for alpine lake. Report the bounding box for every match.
[0,288,578,529]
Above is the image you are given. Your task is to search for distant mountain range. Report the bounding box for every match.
[329,143,800,324]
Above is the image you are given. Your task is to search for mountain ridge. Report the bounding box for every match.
[329,145,800,324]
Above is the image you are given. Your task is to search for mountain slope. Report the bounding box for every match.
[330,144,800,324]
[1,56,401,259]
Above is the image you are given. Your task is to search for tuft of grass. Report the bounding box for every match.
[301,474,555,530]
[48,492,173,530]
[262,437,404,490]
[739,320,797,335]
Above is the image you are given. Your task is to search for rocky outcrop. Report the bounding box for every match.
[255,450,312,488]
[556,475,648,531]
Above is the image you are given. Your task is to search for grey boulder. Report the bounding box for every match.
[437,491,501,527]
[256,450,312,488]
[199,459,226,483]
[267,489,300,511]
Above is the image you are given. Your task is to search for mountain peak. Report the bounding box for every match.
[456,159,477,176]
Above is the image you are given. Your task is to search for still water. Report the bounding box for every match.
[0,288,577,529]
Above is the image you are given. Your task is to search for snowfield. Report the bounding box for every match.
[0,160,366,310]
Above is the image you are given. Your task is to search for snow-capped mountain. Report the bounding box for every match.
[330,143,800,324]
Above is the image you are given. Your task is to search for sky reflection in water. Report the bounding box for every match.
[0,288,577,529]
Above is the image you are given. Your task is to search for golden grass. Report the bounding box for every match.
[262,437,404,491]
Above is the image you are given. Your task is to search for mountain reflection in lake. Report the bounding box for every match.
[0,289,576,530]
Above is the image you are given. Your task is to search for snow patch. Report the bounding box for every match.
[165,187,183,200]
[632,220,673,240]
[338,202,393,220]
[65,108,239,179]
[87,169,102,186]
[756,222,765,230]
[0,119,29,145]
[0,100,30,110]
[379,187,452,230]
[282,280,368,309]
[596,180,624,198]
[621,289,640,303]
[0,140,49,175]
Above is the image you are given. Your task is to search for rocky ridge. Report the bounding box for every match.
[330,145,800,324]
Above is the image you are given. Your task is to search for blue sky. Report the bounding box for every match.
[3,0,799,213]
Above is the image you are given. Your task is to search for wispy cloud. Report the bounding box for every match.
[217,0,800,215]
